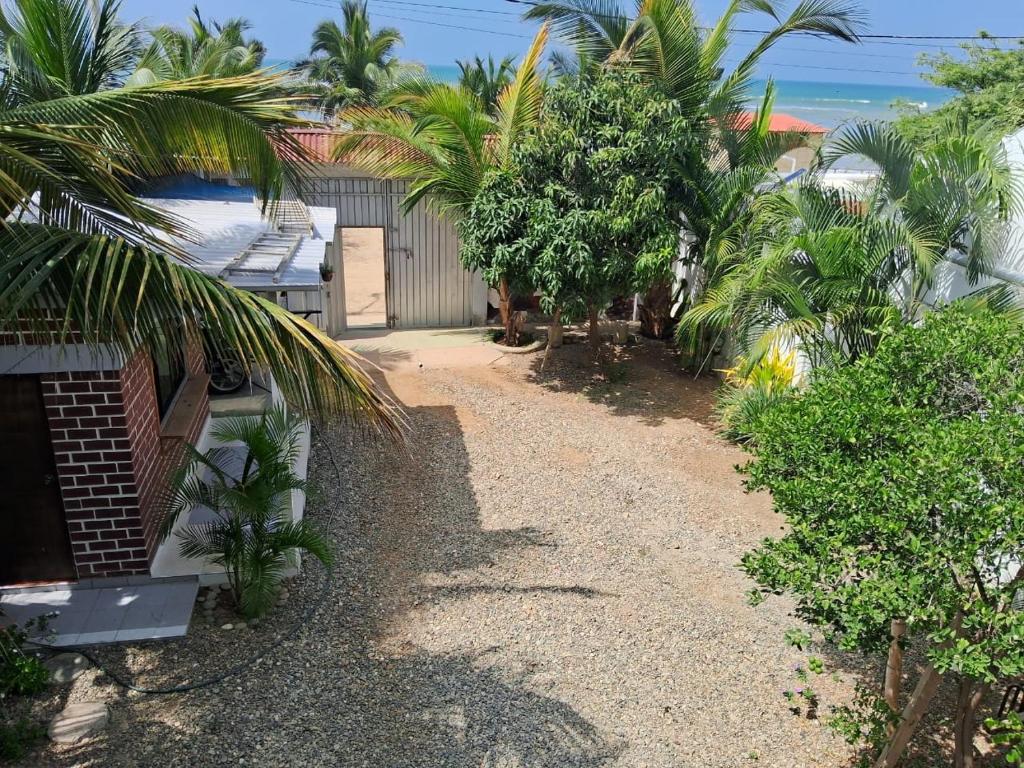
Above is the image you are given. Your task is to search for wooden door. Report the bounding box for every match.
[0,376,76,585]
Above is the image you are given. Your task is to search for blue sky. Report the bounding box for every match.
[118,0,1024,86]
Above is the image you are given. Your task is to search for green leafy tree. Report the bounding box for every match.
[0,0,399,430]
[130,5,266,84]
[457,54,516,116]
[459,67,689,349]
[741,306,1024,768]
[895,37,1024,145]
[683,120,1021,372]
[163,406,334,619]
[301,0,410,117]
[525,0,865,338]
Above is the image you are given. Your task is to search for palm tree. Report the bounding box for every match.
[682,120,1022,372]
[0,0,399,432]
[130,6,266,84]
[163,406,333,619]
[301,0,408,118]
[335,25,550,342]
[525,0,865,339]
[457,54,516,115]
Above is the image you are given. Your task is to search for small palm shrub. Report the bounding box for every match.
[163,406,333,619]
[716,348,797,442]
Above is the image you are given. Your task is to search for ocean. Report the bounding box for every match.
[424,65,952,129]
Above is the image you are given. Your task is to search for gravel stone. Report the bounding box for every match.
[23,342,958,767]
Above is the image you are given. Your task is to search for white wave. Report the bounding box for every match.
[810,98,873,104]
[777,104,861,114]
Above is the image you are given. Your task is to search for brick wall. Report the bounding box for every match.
[42,339,208,579]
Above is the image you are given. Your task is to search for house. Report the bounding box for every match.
[0,179,335,602]
[733,111,829,174]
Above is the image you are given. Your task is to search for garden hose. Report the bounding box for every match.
[25,422,344,696]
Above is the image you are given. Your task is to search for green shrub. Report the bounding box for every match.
[741,304,1024,764]
[0,624,49,698]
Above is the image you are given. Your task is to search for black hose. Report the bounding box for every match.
[27,562,332,695]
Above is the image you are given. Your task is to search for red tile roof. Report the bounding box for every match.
[732,112,828,135]
[286,128,340,163]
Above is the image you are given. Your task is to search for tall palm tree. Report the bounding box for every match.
[0,0,399,432]
[681,120,1022,372]
[335,25,550,339]
[301,0,408,118]
[457,54,516,115]
[526,0,865,339]
[130,6,266,84]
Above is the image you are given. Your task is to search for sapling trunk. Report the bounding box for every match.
[953,679,990,768]
[541,307,562,373]
[498,276,516,347]
[873,664,944,768]
[588,303,600,354]
[884,619,907,736]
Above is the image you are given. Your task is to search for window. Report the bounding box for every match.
[151,331,186,420]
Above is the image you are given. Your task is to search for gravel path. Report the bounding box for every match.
[21,341,888,767]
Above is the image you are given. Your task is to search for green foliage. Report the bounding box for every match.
[458,67,688,321]
[685,121,1021,373]
[0,0,399,428]
[130,6,266,84]
[300,0,410,116]
[828,683,900,767]
[716,348,797,443]
[895,39,1024,145]
[0,622,49,698]
[0,718,45,761]
[986,711,1024,764]
[742,306,1024,678]
[457,54,515,115]
[163,406,335,619]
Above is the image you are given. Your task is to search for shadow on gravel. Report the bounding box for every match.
[526,340,719,429]
[22,374,619,768]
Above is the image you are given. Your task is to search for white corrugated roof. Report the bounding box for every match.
[142,197,337,290]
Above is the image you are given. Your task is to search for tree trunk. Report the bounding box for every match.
[588,303,601,354]
[953,679,991,768]
[873,664,944,768]
[541,307,562,373]
[884,619,907,736]
[640,280,673,339]
[497,277,517,347]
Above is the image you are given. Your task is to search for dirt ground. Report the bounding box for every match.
[341,227,386,327]
[17,338,976,767]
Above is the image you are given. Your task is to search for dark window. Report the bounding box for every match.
[152,332,186,419]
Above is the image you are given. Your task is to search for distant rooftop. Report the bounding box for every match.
[733,112,829,135]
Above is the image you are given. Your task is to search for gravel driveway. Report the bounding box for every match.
[24,340,875,768]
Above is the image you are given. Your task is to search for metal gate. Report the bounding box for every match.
[302,175,484,331]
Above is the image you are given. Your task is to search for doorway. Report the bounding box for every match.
[0,376,76,585]
[341,227,387,328]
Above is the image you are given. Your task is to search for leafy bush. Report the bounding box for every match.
[163,406,334,619]
[0,623,49,698]
[715,348,796,442]
[741,305,1024,765]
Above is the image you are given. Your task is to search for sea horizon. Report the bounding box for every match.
[424,65,953,129]
[268,57,953,130]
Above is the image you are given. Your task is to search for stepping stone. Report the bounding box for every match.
[44,653,90,684]
[48,702,109,743]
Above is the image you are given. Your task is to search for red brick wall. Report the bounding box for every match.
[42,339,208,579]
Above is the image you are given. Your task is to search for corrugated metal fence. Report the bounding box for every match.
[301,175,483,331]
